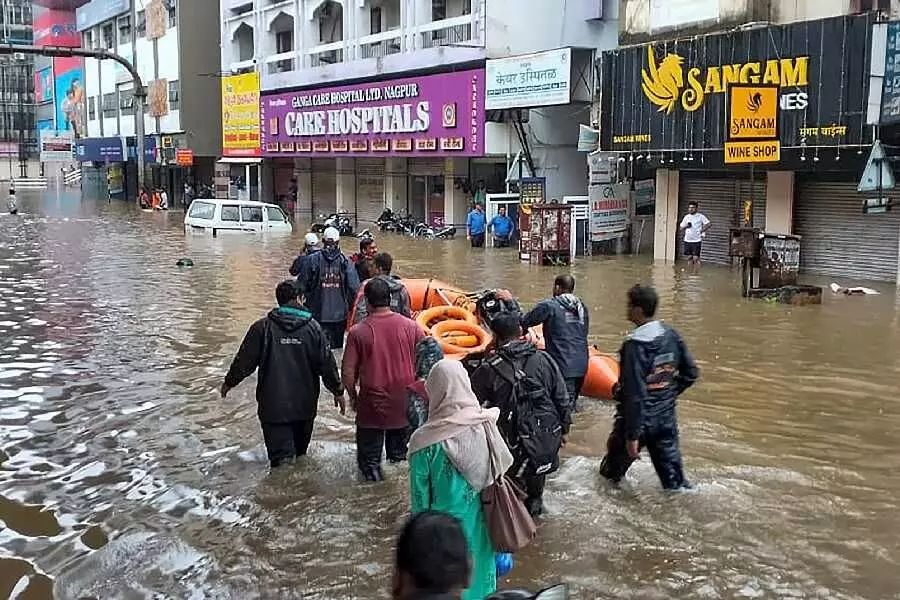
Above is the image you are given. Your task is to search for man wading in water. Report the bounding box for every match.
[221,281,344,468]
[600,285,699,490]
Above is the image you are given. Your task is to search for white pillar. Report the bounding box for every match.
[653,168,680,262]
[385,157,407,212]
[443,158,468,226]
[336,157,355,215]
[765,171,795,235]
[294,157,312,221]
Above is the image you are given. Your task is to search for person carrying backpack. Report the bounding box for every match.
[470,313,571,517]
[297,226,361,349]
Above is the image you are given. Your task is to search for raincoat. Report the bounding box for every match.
[298,246,360,324]
[521,294,590,378]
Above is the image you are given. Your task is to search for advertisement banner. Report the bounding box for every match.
[35,67,54,104]
[146,0,167,40]
[260,69,485,158]
[485,48,572,110]
[75,136,125,162]
[222,72,261,157]
[148,79,169,117]
[41,130,75,162]
[53,57,85,139]
[881,22,900,124]
[588,155,628,241]
[33,9,80,47]
[599,14,873,152]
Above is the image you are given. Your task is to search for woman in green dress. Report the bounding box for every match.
[407,359,514,600]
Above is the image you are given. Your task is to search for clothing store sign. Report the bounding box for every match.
[260,69,485,158]
[485,48,572,110]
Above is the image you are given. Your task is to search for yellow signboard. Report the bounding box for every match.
[728,85,778,139]
[724,140,781,164]
[222,72,261,157]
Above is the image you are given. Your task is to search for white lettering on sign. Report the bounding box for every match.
[283,102,431,137]
[289,83,420,109]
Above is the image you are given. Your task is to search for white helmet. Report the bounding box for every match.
[304,232,320,247]
[323,227,340,243]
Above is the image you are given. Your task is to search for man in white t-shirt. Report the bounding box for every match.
[680,201,711,269]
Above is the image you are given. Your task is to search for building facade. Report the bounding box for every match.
[76,0,222,202]
[599,2,900,283]
[220,0,617,225]
[0,0,36,178]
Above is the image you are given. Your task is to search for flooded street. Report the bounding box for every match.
[1,190,899,599]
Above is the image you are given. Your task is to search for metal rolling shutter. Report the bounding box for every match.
[408,158,445,176]
[355,158,386,227]
[311,158,336,218]
[678,177,766,265]
[794,180,900,282]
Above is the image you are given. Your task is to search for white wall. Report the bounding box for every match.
[85,20,182,139]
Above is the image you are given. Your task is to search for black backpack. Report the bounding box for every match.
[486,351,563,477]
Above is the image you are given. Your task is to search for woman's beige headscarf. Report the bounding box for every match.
[407,359,513,491]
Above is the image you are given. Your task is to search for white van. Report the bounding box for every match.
[184,199,292,234]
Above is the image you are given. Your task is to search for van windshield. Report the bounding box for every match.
[188,201,215,220]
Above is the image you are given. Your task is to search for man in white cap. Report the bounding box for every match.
[289,232,321,277]
[298,226,360,349]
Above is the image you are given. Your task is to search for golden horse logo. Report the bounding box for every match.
[641,46,684,114]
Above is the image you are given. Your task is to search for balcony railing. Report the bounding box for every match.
[266,51,296,74]
[308,40,344,66]
[418,15,473,49]
[359,30,403,59]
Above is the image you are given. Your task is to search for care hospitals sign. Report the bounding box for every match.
[486,48,572,110]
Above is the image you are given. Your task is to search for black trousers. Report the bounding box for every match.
[599,416,689,490]
[564,376,584,411]
[260,420,315,468]
[511,473,546,518]
[494,236,511,247]
[356,427,409,481]
[470,233,485,247]
[321,322,345,350]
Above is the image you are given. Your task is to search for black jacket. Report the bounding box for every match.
[521,294,590,378]
[353,275,412,325]
[471,340,571,440]
[298,246,361,324]
[224,304,343,423]
[289,248,318,277]
[616,320,699,440]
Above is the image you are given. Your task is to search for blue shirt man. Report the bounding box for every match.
[466,205,487,248]
[488,207,515,247]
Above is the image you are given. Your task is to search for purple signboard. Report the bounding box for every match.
[260,69,485,158]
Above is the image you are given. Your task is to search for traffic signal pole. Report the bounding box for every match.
[0,43,148,201]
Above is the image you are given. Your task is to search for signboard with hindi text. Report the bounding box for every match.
[222,72,261,157]
[485,48,572,110]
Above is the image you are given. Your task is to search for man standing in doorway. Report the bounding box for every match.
[680,201,711,271]
[343,278,424,482]
[221,280,344,468]
[599,285,699,490]
[488,206,515,247]
[298,227,360,349]
[467,204,486,248]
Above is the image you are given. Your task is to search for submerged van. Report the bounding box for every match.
[184,199,292,234]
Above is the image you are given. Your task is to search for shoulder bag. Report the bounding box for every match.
[480,427,537,553]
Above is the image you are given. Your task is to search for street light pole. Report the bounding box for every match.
[0,43,148,197]
[130,0,145,202]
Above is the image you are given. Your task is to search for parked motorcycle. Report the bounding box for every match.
[311,212,354,236]
[412,222,434,238]
[356,228,374,239]
[433,225,457,239]
[376,208,401,232]
[485,585,568,600]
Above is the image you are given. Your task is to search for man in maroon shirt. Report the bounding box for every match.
[342,277,425,481]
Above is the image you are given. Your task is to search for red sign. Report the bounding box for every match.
[33,10,80,47]
[175,148,194,166]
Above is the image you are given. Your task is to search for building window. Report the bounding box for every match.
[102,92,117,118]
[83,29,94,49]
[102,23,115,49]
[136,10,146,36]
[168,80,179,110]
[432,0,446,20]
[370,7,382,34]
[168,3,177,28]
[88,96,96,120]
[119,86,134,115]
[118,16,132,44]
[275,30,292,54]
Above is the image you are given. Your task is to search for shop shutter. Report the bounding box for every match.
[794,180,900,282]
[678,176,766,266]
[408,158,445,176]
[311,158,336,218]
[355,158,386,228]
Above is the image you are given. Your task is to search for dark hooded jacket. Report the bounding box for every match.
[298,245,361,324]
[521,293,590,378]
[352,275,412,325]
[471,340,571,476]
[616,320,699,440]
[224,304,343,423]
[289,248,318,277]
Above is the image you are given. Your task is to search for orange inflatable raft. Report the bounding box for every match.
[401,278,619,401]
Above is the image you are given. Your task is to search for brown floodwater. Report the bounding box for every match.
[1,190,899,599]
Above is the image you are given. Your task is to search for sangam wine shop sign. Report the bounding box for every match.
[260,69,485,157]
